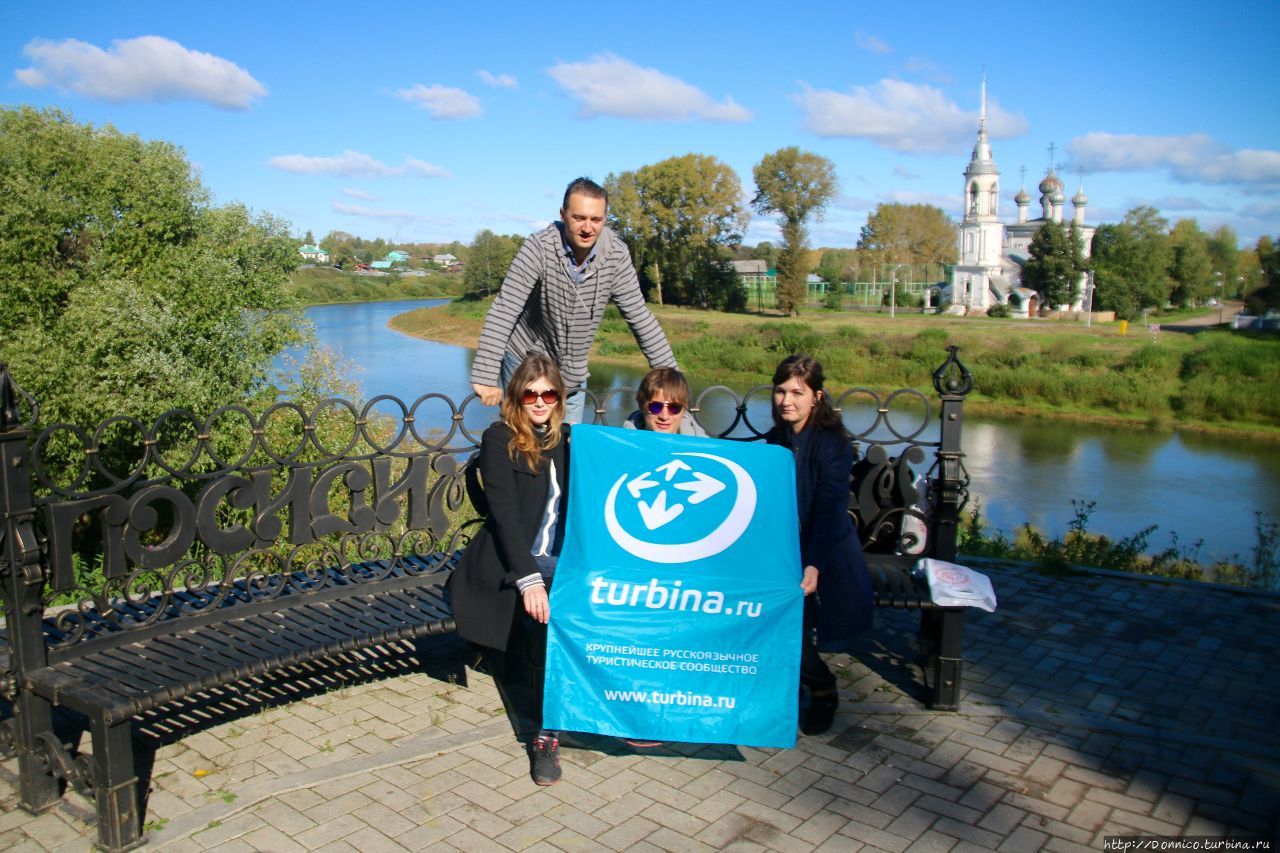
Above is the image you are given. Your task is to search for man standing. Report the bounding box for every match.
[470,178,676,424]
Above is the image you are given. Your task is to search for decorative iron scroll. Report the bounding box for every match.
[39,447,481,650]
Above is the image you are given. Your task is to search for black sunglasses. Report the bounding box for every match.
[521,389,560,405]
[645,401,684,415]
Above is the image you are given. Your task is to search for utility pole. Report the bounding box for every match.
[889,264,904,319]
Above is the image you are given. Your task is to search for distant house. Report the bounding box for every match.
[371,260,393,270]
[298,244,331,264]
[386,250,411,264]
[432,253,459,267]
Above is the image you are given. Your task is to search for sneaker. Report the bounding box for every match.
[530,734,562,786]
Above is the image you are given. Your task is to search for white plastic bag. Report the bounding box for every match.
[918,558,998,612]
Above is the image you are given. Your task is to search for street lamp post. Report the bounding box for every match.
[1085,271,1095,328]
[889,264,904,319]
[1215,272,1224,325]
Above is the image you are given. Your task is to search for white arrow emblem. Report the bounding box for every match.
[637,490,683,530]
[656,459,692,481]
[674,471,726,505]
[626,471,659,499]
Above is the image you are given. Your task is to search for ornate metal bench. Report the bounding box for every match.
[0,375,484,851]
[0,347,972,851]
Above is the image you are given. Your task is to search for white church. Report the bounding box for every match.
[945,82,1095,317]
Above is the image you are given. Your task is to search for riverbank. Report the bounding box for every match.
[285,265,462,306]
[390,298,1280,441]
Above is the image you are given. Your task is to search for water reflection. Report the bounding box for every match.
[277,300,1280,565]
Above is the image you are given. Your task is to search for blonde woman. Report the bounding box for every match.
[451,354,570,785]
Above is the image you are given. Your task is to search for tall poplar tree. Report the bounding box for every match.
[751,148,837,315]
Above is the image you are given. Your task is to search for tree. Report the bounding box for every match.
[1168,219,1213,306]
[751,148,838,315]
[605,154,748,310]
[1246,235,1280,314]
[463,230,520,299]
[1022,220,1085,309]
[303,229,315,245]
[0,106,302,433]
[751,241,778,269]
[1089,206,1173,319]
[1206,225,1241,298]
[1090,225,1141,320]
[815,249,853,288]
[856,203,958,269]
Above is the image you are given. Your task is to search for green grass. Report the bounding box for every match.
[285,266,463,306]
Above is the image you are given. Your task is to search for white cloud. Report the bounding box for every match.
[893,165,920,180]
[1069,133,1280,188]
[340,187,380,201]
[332,201,416,221]
[396,83,482,119]
[332,202,458,232]
[794,79,1026,153]
[15,35,265,110]
[478,70,517,89]
[548,53,751,122]
[404,157,453,178]
[268,150,452,179]
[854,31,891,54]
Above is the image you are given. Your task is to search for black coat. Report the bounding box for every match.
[767,424,874,643]
[450,421,569,651]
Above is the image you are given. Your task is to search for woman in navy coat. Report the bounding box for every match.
[765,354,874,735]
[450,353,570,785]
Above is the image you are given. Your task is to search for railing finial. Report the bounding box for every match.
[931,346,973,397]
[0,363,37,432]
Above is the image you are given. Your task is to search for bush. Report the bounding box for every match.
[986,303,1011,318]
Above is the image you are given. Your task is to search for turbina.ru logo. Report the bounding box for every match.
[603,452,757,564]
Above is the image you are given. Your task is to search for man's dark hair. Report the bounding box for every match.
[562,177,608,210]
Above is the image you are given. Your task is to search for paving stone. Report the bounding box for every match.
[597,815,660,851]
[834,818,912,852]
[997,825,1048,851]
[930,815,1005,848]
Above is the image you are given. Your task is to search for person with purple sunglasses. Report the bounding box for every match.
[622,367,707,436]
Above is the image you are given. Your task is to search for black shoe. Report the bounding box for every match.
[530,734,562,785]
[801,691,838,736]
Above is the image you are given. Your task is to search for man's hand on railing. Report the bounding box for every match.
[471,383,502,406]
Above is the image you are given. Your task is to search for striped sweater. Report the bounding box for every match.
[470,224,676,389]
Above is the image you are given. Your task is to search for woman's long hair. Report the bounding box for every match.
[500,353,566,470]
[770,353,847,440]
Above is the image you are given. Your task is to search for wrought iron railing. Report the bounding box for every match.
[0,349,971,657]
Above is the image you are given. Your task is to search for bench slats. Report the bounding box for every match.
[25,576,455,722]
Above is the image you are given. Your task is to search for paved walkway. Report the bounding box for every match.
[2,561,1277,851]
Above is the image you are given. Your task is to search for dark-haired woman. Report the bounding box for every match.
[451,353,569,785]
[765,354,873,735]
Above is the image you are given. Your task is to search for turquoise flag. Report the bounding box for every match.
[544,424,802,748]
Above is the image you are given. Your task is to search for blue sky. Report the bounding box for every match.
[5,1,1279,248]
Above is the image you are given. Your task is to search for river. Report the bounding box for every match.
[275,299,1280,567]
